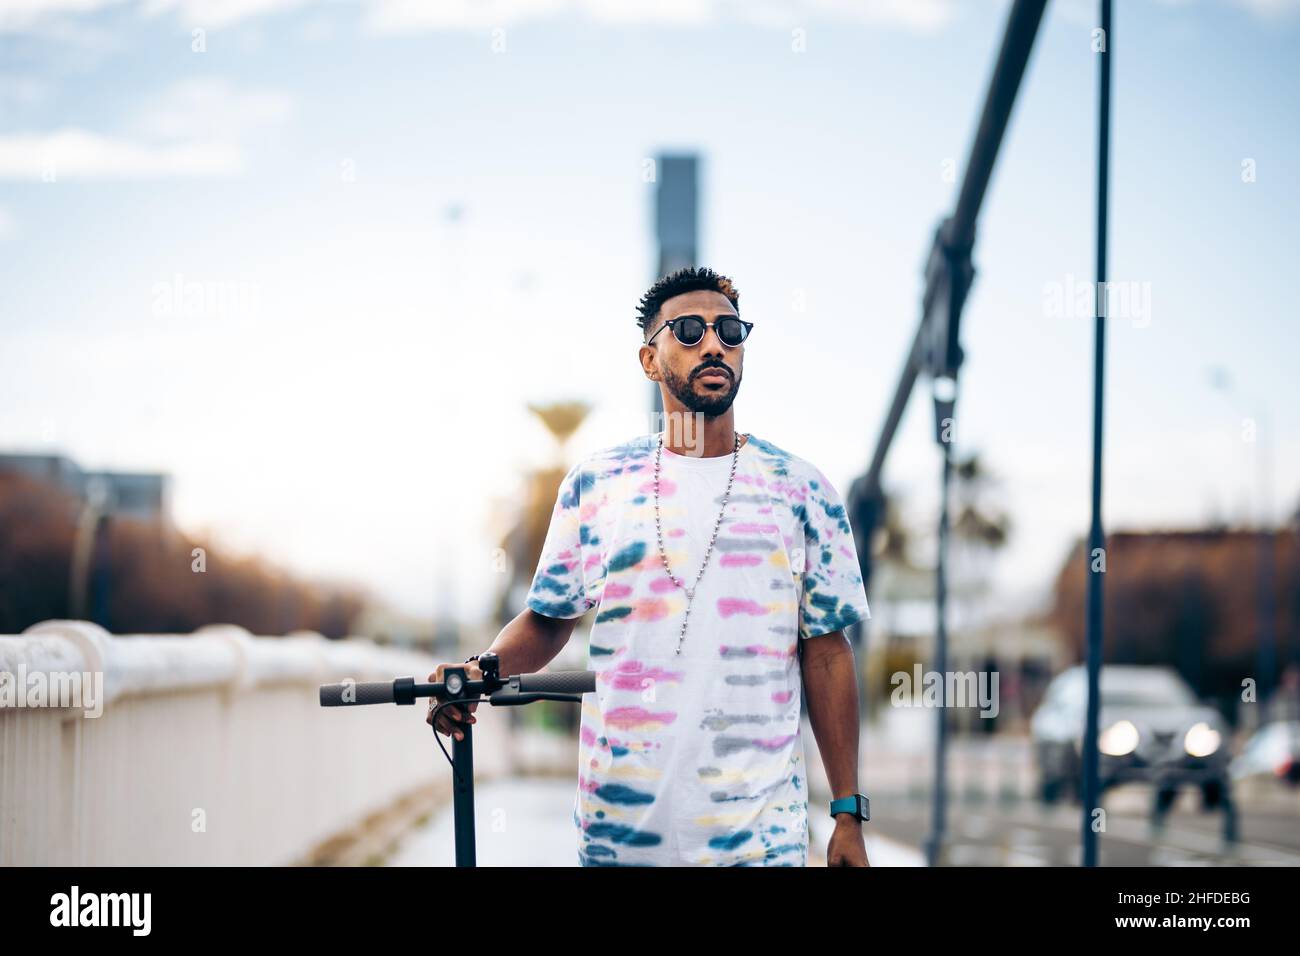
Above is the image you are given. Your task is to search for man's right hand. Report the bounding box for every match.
[425,661,483,741]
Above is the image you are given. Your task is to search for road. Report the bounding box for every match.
[850,710,1300,866]
[867,788,1300,866]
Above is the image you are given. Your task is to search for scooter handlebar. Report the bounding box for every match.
[516,670,597,695]
[318,670,596,707]
[319,680,398,707]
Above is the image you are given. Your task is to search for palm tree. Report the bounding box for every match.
[526,401,591,465]
[491,401,593,627]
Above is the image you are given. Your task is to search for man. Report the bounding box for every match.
[429,266,872,866]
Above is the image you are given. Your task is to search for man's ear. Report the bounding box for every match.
[639,345,659,381]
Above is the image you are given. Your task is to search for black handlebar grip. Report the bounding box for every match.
[516,670,597,695]
[319,680,396,706]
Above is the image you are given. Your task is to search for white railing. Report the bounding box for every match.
[0,620,505,866]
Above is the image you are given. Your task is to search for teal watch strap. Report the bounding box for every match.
[830,794,869,821]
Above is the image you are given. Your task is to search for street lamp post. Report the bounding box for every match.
[925,374,958,868]
[1080,0,1113,869]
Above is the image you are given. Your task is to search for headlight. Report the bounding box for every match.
[1099,720,1140,756]
[1184,722,1221,757]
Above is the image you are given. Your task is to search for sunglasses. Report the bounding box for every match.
[646,315,754,349]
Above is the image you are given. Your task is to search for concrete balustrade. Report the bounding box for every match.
[0,620,504,866]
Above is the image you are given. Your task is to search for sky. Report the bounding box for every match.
[1,0,1297,627]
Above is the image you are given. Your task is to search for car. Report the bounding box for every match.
[1030,664,1232,813]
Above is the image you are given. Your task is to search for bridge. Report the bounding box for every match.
[0,620,510,866]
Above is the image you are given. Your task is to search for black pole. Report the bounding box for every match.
[926,439,954,867]
[1256,415,1277,700]
[453,725,476,867]
[1081,0,1112,869]
[1257,528,1277,699]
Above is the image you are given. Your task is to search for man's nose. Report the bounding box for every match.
[697,325,727,357]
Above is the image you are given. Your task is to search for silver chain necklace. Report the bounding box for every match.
[653,429,745,655]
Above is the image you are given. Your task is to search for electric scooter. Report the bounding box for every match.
[319,651,594,867]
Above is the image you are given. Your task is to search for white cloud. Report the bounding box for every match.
[2,0,968,35]
[0,206,17,240]
[0,128,243,179]
[365,0,963,33]
[131,77,293,142]
[3,0,1297,36]
[140,0,314,29]
[0,78,291,180]
[369,0,714,33]
[0,0,310,31]
[0,0,129,32]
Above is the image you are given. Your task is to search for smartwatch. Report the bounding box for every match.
[829,793,870,822]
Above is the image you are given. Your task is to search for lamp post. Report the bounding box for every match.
[925,373,958,868]
[1080,0,1113,869]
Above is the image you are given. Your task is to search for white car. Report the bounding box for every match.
[1030,665,1232,812]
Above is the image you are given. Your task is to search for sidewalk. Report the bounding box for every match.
[388,725,926,866]
[387,776,579,867]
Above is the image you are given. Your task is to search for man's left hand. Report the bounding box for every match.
[826,816,870,867]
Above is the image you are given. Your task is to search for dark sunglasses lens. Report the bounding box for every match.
[673,317,705,345]
[717,318,747,345]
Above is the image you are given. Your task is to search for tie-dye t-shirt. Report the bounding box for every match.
[524,431,871,866]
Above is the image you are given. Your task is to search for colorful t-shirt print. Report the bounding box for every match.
[524,432,871,866]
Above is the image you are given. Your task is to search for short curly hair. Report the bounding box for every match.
[637,266,740,340]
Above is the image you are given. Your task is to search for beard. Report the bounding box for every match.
[661,362,741,417]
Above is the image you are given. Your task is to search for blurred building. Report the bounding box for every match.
[0,452,170,521]
[1051,528,1300,718]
